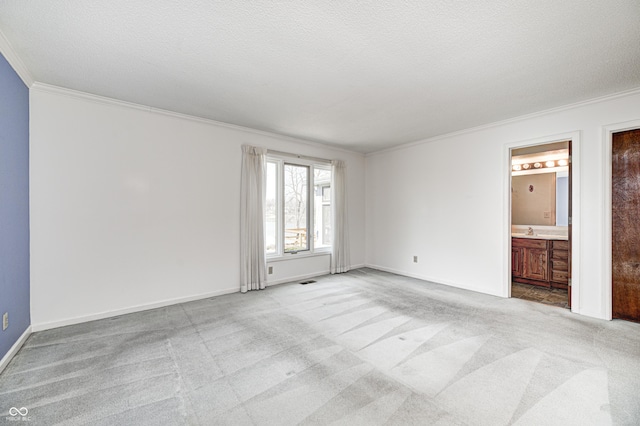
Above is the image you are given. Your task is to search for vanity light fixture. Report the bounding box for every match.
[513,156,569,173]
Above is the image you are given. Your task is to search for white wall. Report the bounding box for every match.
[30,84,365,330]
[365,90,640,320]
[30,81,640,327]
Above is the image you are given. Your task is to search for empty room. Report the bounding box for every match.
[1,1,640,425]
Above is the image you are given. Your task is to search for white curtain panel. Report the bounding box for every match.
[331,160,350,274]
[240,145,267,292]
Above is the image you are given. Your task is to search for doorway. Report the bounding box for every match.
[509,141,572,309]
[612,128,640,322]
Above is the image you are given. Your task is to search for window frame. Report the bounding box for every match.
[266,154,331,260]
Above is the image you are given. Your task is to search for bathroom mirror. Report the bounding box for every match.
[512,171,568,226]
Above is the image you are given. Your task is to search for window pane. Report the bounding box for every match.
[284,164,309,252]
[265,161,278,255]
[314,167,332,249]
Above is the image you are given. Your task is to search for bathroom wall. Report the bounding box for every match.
[512,173,556,226]
[556,174,569,226]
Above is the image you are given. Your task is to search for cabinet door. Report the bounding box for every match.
[523,248,548,281]
[512,247,523,277]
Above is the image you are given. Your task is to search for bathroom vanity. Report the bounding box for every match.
[512,236,569,289]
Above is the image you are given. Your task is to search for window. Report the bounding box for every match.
[266,156,331,256]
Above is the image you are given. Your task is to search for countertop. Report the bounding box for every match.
[512,233,568,241]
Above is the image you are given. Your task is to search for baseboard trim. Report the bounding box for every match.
[266,264,366,286]
[267,270,330,286]
[364,263,503,297]
[31,265,369,332]
[31,287,239,332]
[0,326,32,374]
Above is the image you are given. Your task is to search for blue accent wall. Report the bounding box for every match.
[0,52,30,360]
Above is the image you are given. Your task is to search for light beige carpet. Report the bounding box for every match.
[1,268,638,425]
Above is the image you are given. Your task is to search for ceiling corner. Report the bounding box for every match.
[0,28,34,88]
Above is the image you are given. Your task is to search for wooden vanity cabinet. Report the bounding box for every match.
[512,238,549,285]
[512,237,568,288]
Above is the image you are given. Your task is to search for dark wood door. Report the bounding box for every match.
[612,128,640,321]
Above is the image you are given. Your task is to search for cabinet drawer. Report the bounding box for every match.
[551,240,569,250]
[551,249,569,260]
[512,238,548,249]
[551,270,569,283]
[551,259,568,271]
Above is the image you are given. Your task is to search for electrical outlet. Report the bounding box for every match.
[413,256,418,263]
[2,312,7,331]
[268,266,273,274]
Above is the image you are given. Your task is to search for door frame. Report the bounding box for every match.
[602,119,640,320]
[504,131,581,313]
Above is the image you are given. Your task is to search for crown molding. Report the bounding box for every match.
[367,86,640,157]
[30,82,364,157]
[0,29,34,87]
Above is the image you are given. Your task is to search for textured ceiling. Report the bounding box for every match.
[1,1,639,153]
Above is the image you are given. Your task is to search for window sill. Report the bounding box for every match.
[267,250,331,263]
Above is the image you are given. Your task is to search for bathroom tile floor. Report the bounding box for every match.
[511,282,569,309]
